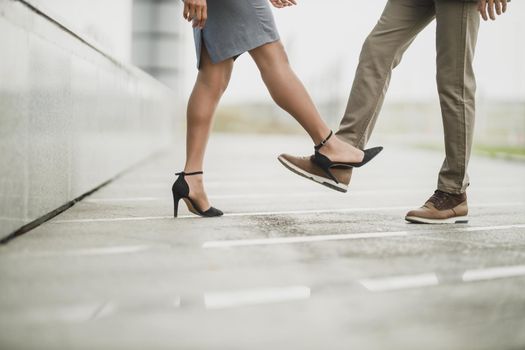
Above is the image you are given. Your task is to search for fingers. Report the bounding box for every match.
[184,0,207,28]
[270,0,283,8]
[183,2,190,20]
[270,0,296,8]
[184,1,196,22]
[479,0,508,21]
[191,6,205,28]
[478,0,488,21]
[192,6,201,27]
[197,5,207,29]
[494,0,502,15]
[487,0,496,20]
[501,0,508,13]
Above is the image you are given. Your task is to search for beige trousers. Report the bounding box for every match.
[336,0,480,194]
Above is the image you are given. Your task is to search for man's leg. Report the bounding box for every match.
[435,0,480,194]
[278,0,435,192]
[405,0,479,224]
[336,0,436,149]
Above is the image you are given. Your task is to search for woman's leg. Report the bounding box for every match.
[249,41,363,163]
[184,47,234,210]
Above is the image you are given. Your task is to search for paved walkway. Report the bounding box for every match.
[1,134,525,349]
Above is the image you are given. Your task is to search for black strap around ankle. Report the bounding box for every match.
[314,130,333,151]
[175,171,203,177]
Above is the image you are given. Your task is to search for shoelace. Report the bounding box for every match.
[427,190,451,208]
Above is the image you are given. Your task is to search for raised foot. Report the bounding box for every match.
[277,153,352,193]
[318,135,365,164]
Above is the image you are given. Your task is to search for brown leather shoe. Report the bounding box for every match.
[278,154,352,193]
[405,190,468,224]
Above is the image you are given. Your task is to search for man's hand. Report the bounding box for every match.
[478,0,508,21]
[269,0,297,9]
[183,0,207,29]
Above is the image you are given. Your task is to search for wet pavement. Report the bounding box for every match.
[1,133,524,349]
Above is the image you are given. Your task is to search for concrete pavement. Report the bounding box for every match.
[1,133,524,349]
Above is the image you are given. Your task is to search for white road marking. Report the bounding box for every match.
[12,245,152,257]
[109,181,316,190]
[203,231,409,248]
[81,187,525,203]
[65,245,151,256]
[359,264,525,293]
[218,206,412,218]
[204,286,311,309]
[202,224,525,249]
[90,301,116,320]
[173,296,182,308]
[359,273,439,292]
[83,189,428,203]
[110,183,168,189]
[63,245,150,255]
[111,180,525,189]
[459,224,525,232]
[0,216,24,222]
[462,265,525,282]
[53,216,173,223]
[113,180,341,188]
[85,197,160,203]
[13,304,102,323]
[50,202,525,224]
[53,206,413,223]
[202,202,524,218]
[83,192,332,203]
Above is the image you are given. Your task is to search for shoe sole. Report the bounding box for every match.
[278,156,348,193]
[405,215,469,224]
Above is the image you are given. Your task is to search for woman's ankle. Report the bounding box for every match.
[321,136,364,162]
[324,135,351,152]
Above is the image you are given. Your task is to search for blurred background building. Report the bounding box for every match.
[131,0,186,89]
[26,0,186,89]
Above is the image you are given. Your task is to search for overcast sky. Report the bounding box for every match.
[180,1,525,104]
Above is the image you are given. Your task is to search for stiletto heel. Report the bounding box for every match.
[173,194,181,218]
[171,171,223,218]
[312,131,383,184]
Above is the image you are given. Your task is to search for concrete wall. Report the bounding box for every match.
[0,0,176,240]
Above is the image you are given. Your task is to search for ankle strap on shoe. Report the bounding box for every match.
[314,130,333,151]
[176,171,203,176]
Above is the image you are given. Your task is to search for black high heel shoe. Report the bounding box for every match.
[172,171,223,218]
[312,131,383,184]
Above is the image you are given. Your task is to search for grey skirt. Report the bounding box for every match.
[192,0,280,68]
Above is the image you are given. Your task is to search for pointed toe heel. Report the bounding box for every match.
[353,146,383,168]
[203,207,223,217]
[311,131,383,184]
